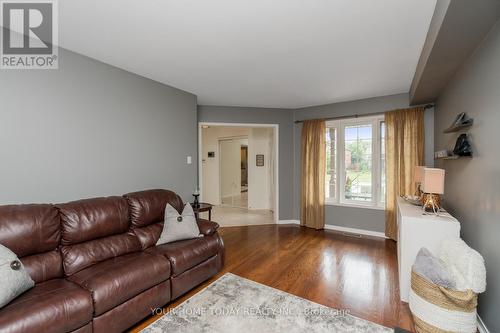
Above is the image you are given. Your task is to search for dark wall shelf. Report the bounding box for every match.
[436,113,474,159]
[443,122,473,133]
[435,155,472,160]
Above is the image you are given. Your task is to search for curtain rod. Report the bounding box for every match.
[293,103,434,124]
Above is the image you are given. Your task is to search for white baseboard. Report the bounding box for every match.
[323,224,387,238]
[276,220,386,238]
[277,219,300,225]
[477,315,489,333]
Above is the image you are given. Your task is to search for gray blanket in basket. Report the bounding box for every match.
[413,247,456,289]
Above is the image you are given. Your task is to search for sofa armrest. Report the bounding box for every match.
[197,219,219,236]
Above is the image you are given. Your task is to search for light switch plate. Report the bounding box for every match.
[187,156,192,164]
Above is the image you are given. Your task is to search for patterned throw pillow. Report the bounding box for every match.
[156,204,201,245]
[0,244,35,308]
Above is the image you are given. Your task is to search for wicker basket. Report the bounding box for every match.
[409,270,478,333]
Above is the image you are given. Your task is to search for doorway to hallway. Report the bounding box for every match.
[199,123,278,227]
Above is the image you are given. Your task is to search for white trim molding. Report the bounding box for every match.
[325,201,385,211]
[478,315,490,333]
[323,224,387,238]
[276,220,387,238]
[277,220,300,225]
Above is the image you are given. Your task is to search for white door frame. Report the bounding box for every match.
[198,122,279,224]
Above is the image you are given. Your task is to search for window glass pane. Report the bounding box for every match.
[344,124,372,202]
[380,121,386,203]
[325,127,336,200]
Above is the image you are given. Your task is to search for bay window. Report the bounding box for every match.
[325,115,385,209]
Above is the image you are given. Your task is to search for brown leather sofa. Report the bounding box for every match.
[0,189,224,333]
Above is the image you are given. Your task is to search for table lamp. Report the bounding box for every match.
[421,168,445,214]
[192,188,200,208]
[413,166,425,197]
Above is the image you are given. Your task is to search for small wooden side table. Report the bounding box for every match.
[191,202,213,221]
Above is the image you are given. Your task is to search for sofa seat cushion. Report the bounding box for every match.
[67,252,170,316]
[0,279,93,333]
[146,234,220,277]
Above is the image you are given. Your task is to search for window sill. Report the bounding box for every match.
[325,201,386,211]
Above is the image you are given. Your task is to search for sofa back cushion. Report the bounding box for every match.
[125,189,184,227]
[59,196,130,244]
[58,196,141,276]
[0,204,63,283]
[124,189,184,249]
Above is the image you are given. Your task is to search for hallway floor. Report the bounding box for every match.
[199,205,274,227]
[221,191,248,208]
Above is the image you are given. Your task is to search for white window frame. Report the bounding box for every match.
[377,118,386,207]
[325,115,385,210]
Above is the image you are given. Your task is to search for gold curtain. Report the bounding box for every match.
[300,119,326,230]
[385,107,425,240]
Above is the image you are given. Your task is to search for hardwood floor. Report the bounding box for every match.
[131,224,415,332]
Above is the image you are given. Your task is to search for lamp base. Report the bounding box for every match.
[421,193,441,213]
[193,194,200,208]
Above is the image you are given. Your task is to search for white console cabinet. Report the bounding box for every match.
[397,197,461,302]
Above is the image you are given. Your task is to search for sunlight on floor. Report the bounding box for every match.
[221,191,248,208]
[198,205,274,227]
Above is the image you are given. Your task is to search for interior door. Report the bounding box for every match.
[241,146,248,188]
[219,139,242,206]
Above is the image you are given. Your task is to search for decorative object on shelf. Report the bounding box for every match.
[192,188,200,208]
[421,168,445,214]
[256,154,264,167]
[413,166,425,197]
[403,195,422,206]
[443,112,474,133]
[453,134,472,157]
[436,113,474,160]
[434,150,450,159]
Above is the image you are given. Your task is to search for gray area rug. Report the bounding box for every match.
[141,273,393,333]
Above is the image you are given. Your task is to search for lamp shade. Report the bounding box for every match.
[422,168,445,194]
[414,166,425,183]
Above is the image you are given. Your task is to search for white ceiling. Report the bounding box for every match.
[59,0,437,108]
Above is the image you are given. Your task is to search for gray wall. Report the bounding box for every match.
[410,0,500,104]
[434,20,500,332]
[0,46,198,204]
[293,94,434,232]
[198,105,294,220]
